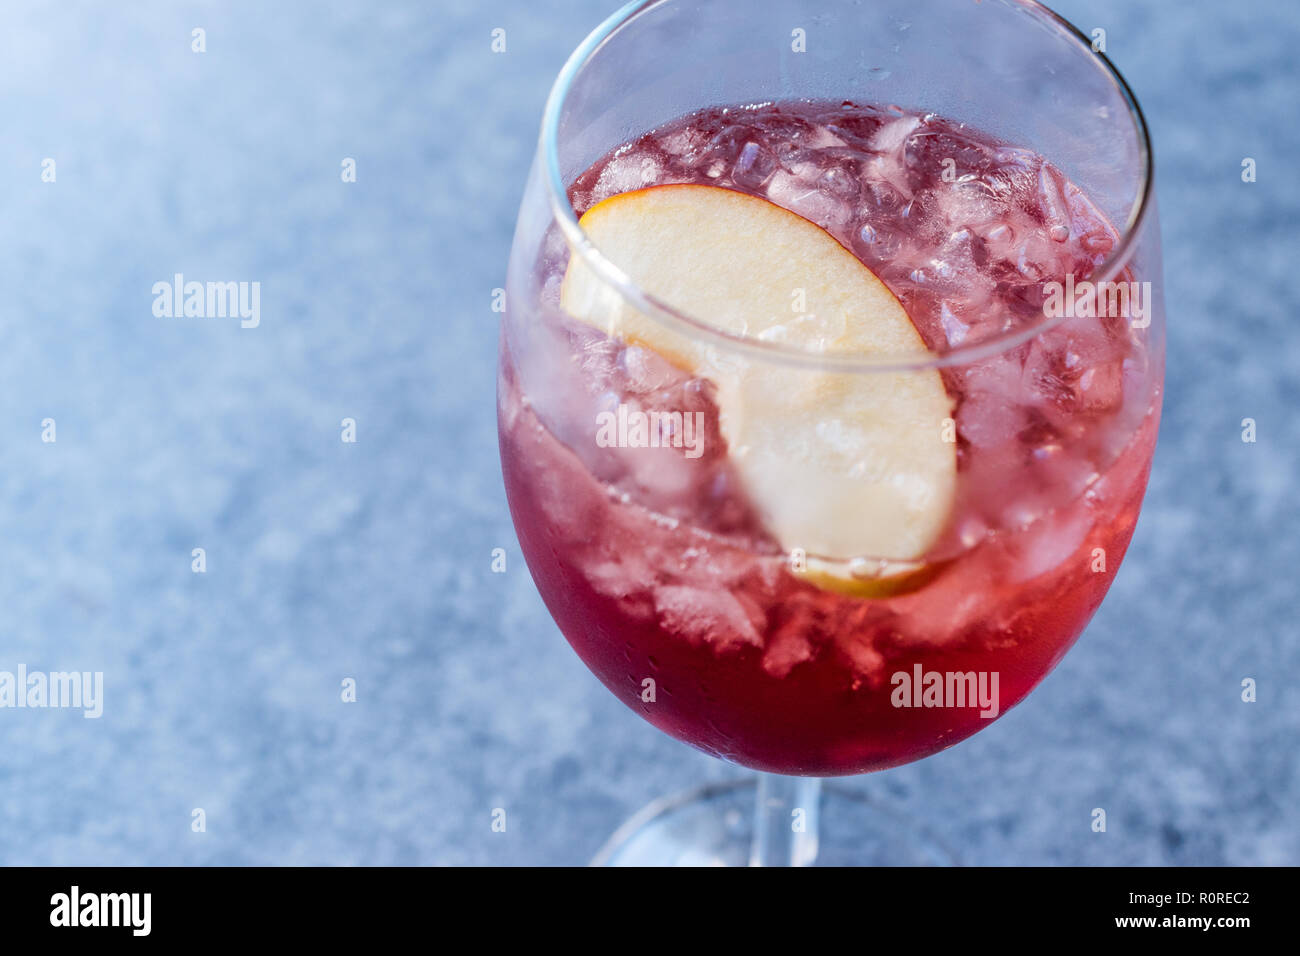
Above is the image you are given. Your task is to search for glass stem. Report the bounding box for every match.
[749,773,822,866]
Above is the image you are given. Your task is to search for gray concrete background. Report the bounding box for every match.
[0,0,1295,864]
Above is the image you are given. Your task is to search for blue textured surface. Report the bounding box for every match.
[1,0,1296,865]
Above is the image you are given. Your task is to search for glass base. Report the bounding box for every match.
[591,778,962,867]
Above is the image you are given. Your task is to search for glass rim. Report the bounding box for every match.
[539,0,1155,373]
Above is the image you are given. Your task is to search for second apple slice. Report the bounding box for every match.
[561,183,956,570]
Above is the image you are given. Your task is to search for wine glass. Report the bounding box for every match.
[498,0,1161,865]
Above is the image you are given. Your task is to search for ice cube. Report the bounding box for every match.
[594,147,665,200]
[617,344,679,395]
[870,114,922,155]
[891,556,998,646]
[757,112,815,146]
[584,558,656,623]
[659,126,707,158]
[939,301,969,344]
[1037,165,1072,240]
[1080,229,1115,256]
[838,635,886,684]
[852,220,903,263]
[766,169,852,229]
[624,443,697,499]
[1033,444,1100,504]
[962,351,1029,401]
[932,181,999,230]
[1006,505,1093,583]
[762,628,814,678]
[1077,360,1125,413]
[1012,229,1073,281]
[863,152,914,201]
[803,123,849,150]
[732,140,777,189]
[980,150,1039,202]
[818,165,859,202]
[1021,339,1078,411]
[904,126,1001,183]
[820,103,888,147]
[959,389,1026,449]
[653,585,763,650]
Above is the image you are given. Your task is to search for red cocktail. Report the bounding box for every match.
[502,100,1160,775]
[501,0,1161,865]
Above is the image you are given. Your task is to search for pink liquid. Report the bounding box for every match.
[500,101,1162,775]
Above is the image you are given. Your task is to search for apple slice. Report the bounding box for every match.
[560,184,956,582]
